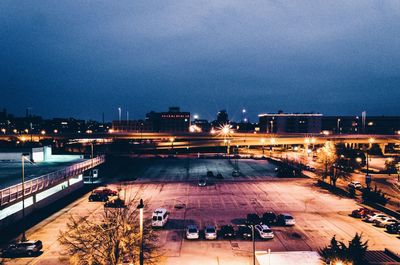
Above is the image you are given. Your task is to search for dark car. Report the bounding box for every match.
[89,188,118,202]
[207,171,214,178]
[89,192,109,202]
[198,178,207,187]
[351,208,375,218]
[104,197,126,208]
[2,240,43,257]
[246,213,261,225]
[220,225,235,238]
[237,225,252,240]
[262,212,277,225]
[385,222,400,234]
[216,173,223,179]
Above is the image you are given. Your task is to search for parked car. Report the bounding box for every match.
[375,217,398,228]
[104,197,126,208]
[246,213,261,225]
[204,225,217,240]
[186,225,199,240]
[2,240,43,257]
[261,212,277,225]
[351,207,375,218]
[207,171,214,178]
[348,181,363,190]
[89,188,118,202]
[277,213,295,226]
[364,213,387,223]
[237,225,252,240]
[216,173,223,179]
[385,222,400,234]
[198,178,207,187]
[254,224,274,239]
[220,225,235,238]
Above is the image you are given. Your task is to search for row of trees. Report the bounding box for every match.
[319,233,368,265]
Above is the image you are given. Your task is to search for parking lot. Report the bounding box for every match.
[3,158,400,265]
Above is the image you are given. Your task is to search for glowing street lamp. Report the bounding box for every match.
[40,130,46,135]
[137,199,144,265]
[269,138,276,157]
[169,137,175,152]
[260,138,265,155]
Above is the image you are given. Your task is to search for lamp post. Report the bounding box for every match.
[251,224,255,265]
[90,142,94,183]
[269,138,276,157]
[21,153,33,242]
[169,137,175,154]
[260,138,265,156]
[137,199,144,265]
[365,138,374,188]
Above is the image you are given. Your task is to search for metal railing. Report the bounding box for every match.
[0,155,105,207]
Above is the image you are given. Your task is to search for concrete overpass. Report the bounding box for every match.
[1,132,399,151]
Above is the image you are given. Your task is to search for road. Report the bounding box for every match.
[2,158,399,265]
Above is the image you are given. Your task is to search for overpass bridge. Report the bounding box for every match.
[0,133,399,151]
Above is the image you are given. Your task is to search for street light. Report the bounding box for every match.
[269,138,276,157]
[260,138,265,156]
[169,137,175,153]
[365,138,375,188]
[21,153,34,242]
[137,199,144,265]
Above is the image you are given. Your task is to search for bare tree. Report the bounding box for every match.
[59,201,161,265]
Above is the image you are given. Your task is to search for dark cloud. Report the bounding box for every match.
[1,1,400,121]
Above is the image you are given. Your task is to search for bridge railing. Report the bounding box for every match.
[0,155,105,207]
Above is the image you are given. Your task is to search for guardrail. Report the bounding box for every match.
[0,155,105,207]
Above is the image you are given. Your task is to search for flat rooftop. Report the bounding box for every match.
[0,155,85,189]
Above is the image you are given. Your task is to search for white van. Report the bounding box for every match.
[152,208,169,227]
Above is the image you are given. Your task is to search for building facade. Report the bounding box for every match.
[258,113,322,134]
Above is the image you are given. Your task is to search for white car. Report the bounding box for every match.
[204,225,217,240]
[186,225,199,240]
[255,224,274,239]
[375,217,398,228]
[348,181,363,190]
[364,213,387,223]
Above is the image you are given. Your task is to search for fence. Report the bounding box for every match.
[0,155,105,207]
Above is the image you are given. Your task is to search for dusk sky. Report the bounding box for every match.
[1,1,400,122]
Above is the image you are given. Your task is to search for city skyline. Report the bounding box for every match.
[1,1,400,120]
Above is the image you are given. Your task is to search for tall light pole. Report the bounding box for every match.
[252,224,255,265]
[21,153,33,242]
[137,199,144,265]
[365,138,374,188]
[169,137,175,154]
[90,142,94,183]
[260,138,265,156]
[118,107,122,123]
